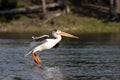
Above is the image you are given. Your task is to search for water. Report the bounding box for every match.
[0,33,120,80]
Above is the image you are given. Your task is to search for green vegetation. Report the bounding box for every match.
[0,0,120,33]
[0,14,120,33]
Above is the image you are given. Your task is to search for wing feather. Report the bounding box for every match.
[31,35,49,42]
[30,35,49,47]
[25,35,49,57]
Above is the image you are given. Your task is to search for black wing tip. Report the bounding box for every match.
[53,43,59,48]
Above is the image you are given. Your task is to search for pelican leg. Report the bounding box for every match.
[34,53,41,63]
[31,51,42,64]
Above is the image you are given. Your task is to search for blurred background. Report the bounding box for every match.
[0,0,120,80]
[0,0,120,33]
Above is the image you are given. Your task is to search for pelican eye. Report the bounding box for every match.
[56,30,61,34]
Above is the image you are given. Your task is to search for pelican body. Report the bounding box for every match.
[25,29,79,64]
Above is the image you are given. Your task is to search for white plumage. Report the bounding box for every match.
[25,29,79,64]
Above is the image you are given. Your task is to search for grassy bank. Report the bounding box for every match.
[0,14,120,33]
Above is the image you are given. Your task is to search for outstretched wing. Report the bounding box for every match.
[30,35,49,47]
[31,35,49,42]
[25,35,49,57]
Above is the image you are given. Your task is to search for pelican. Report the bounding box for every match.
[25,29,79,64]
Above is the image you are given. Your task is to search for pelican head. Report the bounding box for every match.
[52,29,79,39]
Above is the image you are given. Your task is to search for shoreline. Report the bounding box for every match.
[0,32,120,39]
[0,26,120,34]
[0,15,120,34]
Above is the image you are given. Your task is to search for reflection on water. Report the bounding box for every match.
[0,33,120,80]
[44,67,63,80]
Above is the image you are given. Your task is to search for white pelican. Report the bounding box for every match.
[25,29,79,64]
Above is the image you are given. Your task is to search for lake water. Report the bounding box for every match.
[0,33,120,80]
